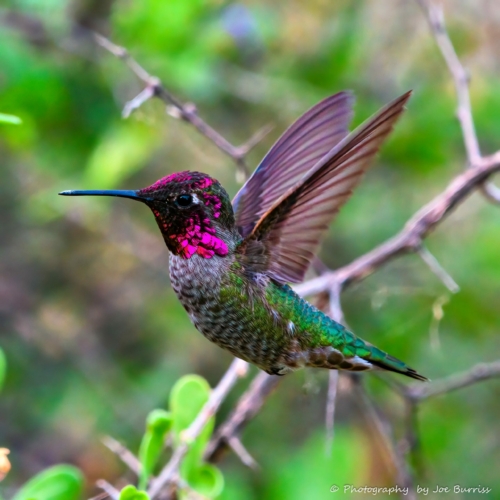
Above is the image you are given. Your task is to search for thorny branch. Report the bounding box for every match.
[204,370,281,463]
[95,479,120,500]
[407,359,500,401]
[102,436,141,476]
[95,34,273,180]
[93,10,500,495]
[415,0,500,203]
[293,152,500,297]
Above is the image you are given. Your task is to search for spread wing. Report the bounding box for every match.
[232,92,354,238]
[239,91,412,284]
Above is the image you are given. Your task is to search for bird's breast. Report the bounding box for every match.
[168,253,292,370]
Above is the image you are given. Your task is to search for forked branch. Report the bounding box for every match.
[95,34,275,179]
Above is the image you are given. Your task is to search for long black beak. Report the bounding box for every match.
[58,189,150,203]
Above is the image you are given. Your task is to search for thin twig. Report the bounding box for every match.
[228,436,260,470]
[237,123,275,157]
[94,33,277,180]
[101,435,141,476]
[408,359,500,401]
[294,153,500,297]
[328,279,345,323]
[324,371,339,456]
[325,279,343,453]
[417,245,459,293]
[205,371,281,463]
[122,86,155,118]
[95,479,120,500]
[147,358,248,498]
[416,0,500,202]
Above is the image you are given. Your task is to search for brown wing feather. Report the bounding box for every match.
[232,92,354,238]
[241,91,412,284]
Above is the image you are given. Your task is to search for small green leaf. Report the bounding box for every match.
[119,484,150,500]
[138,410,173,489]
[146,409,172,434]
[183,463,224,499]
[0,113,22,125]
[0,348,6,393]
[12,464,83,500]
[169,375,217,486]
[170,375,211,439]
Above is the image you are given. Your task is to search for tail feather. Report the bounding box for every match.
[364,346,428,381]
[299,298,428,381]
[304,343,428,381]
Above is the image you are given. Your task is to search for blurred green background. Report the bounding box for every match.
[1,0,499,498]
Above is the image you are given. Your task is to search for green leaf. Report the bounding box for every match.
[12,465,83,500]
[182,463,224,499]
[0,113,22,125]
[138,409,173,489]
[119,485,150,500]
[169,375,211,439]
[170,375,213,469]
[0,348,6,393]
[169,375,219,491]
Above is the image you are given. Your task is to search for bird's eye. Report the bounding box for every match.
[175,194,193,207]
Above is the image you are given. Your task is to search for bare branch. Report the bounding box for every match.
[122,86,155,118]
[416,0,480,165]
[148,358,248,498]
[295,154,500,297]
[416,0,500,202]
[101,435,141,476]
[324,279,343,453]
[228,436,260,470]
[327,279,344,323]
[417,245,459,293]
[94,33,154,83]
[236,123,275,157]
[324,371,339,455]
[481,179,500,204]
[95,479,120,500]
[205,371,281,463]
[408,359,500,401]
[94,33,254,179]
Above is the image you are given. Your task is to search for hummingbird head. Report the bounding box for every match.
[60,171,236,259]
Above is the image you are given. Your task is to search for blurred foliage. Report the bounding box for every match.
[168,375,223,499]
[0,0,499,499]
[0,348,5,393]
[0,114,22,125]
[119,485,150,500]
[136,374,223,497]
[11,464,83,500]
[138,409,172,490]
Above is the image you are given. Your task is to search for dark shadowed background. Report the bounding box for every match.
[1,0,499,498]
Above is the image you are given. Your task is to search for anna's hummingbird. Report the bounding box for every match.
[60,90,426,381]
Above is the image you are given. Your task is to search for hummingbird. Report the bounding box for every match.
[60,90,426,381]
